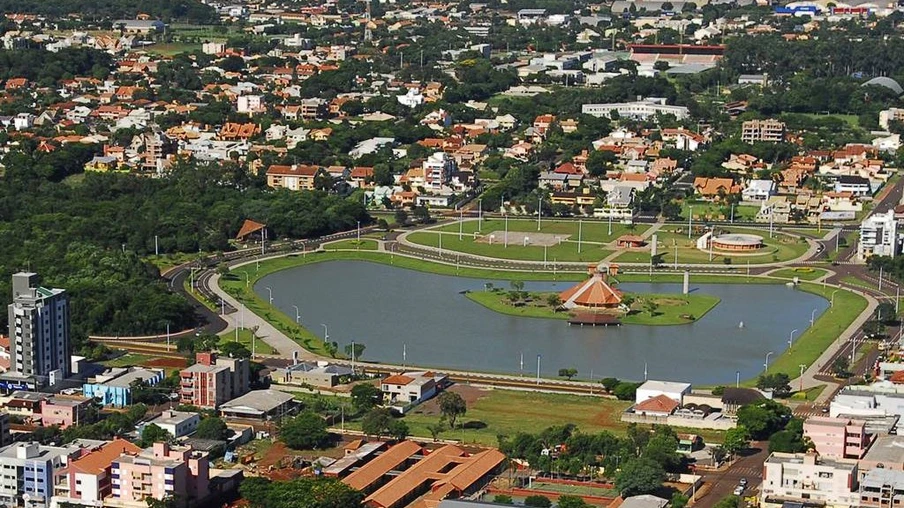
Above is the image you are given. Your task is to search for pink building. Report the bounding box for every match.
[40,396,91,429]
[58,439,142,504]
[180,352,249,409]
[803,416,871,460]
[111,442,209,504]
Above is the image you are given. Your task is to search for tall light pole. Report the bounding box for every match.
[688,206,693,239]
[265,286,273,305]
[764,351,774,372]
[537,195,542,231]
[810,308,817,328]
[788,329,799,350]
[292,305,300,324]
[459,207,463,240]
[242,270,250,288]
[536,354,541,385]
[478,198,483,231]
[578,219,583,253]
[799,364,806,393]
[321,323,329,343]
[831,289,840,307]
[356,220,361,245]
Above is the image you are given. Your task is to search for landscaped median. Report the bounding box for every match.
[465,289,720,325]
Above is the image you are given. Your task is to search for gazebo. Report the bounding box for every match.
[235,219,268,243]
[559,265,623,310]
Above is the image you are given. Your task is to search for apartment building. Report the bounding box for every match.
[858,210,900,260]
[7,272,70,383]
[265,164,323,191]
[40,397,91,429]
[179,352,249,409]
[422,152,455,192]
[860,469,904,508]
[741,119,786,143]
[879,108,904,130]
[56,439,141,506]
[582,99,689,120]
[803,416,872,460]
[0,441,89,508]
[111,442,209,505]
[761,452,859,508]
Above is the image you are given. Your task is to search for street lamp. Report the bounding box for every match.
[265,286,273,305]
[810,308,818,328]
[764,351,774,371]
[292,305,300,324]
[242,270,250,288]
[321,323,329,343]
[788,329,799,350]
[831,289,840,307]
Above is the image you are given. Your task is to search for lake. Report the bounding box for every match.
[255,260,829,384]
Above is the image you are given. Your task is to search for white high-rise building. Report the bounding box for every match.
[422,152,455,192]
[7,273,70,383]
[858,210,900,261]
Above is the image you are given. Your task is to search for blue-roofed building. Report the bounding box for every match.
[82,367,165,407]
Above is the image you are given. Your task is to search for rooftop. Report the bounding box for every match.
[862,435,904,464]
[220,389,294,413]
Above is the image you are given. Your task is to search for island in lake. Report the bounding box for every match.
[467,264,720,326]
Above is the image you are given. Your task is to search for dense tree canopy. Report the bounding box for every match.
[239,477,364,508]
[0,0,217,23]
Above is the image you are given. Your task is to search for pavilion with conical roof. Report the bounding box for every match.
[559,264,623,310]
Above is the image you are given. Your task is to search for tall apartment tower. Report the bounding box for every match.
[7,272,70,381]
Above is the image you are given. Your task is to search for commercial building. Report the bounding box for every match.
[111,442,209,505]
[277,362,354,388]
[858,210,900,260]
[8,272,70,383]
[179,352,249,409]
[761,452,859,508]
[636,380,693,406]
[859,435,904,473]
[803,416,872,460]
[218,389,298,420]
[741,119,786,143]
[582,98,689,120]
[142,410,201,438]
[82,367,165,407]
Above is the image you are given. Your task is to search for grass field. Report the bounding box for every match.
[681,202,760,222]
[615,227,809,265]
[219,328,277,355]
[145,42,201,55]
[323,239,379,251]
[465,290,720,325]
[760,282,868,382]
[395,389,633,445]
[840,275,878,291]
[770,268,828,281]
[531,481,619,497]
[101,353,152,368]
[408,231,615,262]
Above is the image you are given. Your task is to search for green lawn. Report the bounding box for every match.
[681,201,760,222]
[840,275,878,291]
[101,353,153,368]
[790,384,827,402]
[465,290,720,325]
[394,390,634,445]
[407,231,615,263]
[323,238,379,251]
[770,268,828,281]
[145,42,201,55]
[432,218,649,242]
[760,283,868,382]
[615,227,809,265]
[219,328,277,355]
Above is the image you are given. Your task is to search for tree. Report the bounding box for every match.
[643,298,659,316]
[613,382,640,401]
[831,357,851,378]
[239,477,363,508]
[524,495,553,507]
[139,424,171,447]
[671,493,690,508]
[344,343,366,360]
[394,209,409,226]
[710,446,728,465]
[219,341,251,359]
[558,495,591,508]
[736,400,791,439]
[388,419,410,441]
[510,280,525,293]
[281,411,330,450]
[756,373,792,397]
[428,420,446,441]
[558,368,578,380]
[615,458,666,496]
[722,425,750,456]
[361,408,394,438]
[350,383,382,412]
[493,494,515,504]
[546,293,562,308]
[714,496,740,508]
[644,429,682,472]
[195,417,229,440]
[412,205,431,224]
[600,377,620,392]
[438,391,467,429]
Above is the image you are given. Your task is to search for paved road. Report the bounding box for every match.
[695,442,769,508]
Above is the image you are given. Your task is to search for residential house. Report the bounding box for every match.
[742,180,776,202]
[381,371,446,412]
[350,167,375,188]
[693,177,739,200]
[141,410,201,438]
[835,175,872,196]
[662,128,706,151]
[266,164,323,191]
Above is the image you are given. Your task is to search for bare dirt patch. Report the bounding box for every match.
[415,384,489,417]
[143,357,188,369]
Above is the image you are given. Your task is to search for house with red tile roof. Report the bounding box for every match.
[60,439,143,506]
[634,394,679,417]
[693,177,740,200]
[380,371,444,411]
[266,164,323,191]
